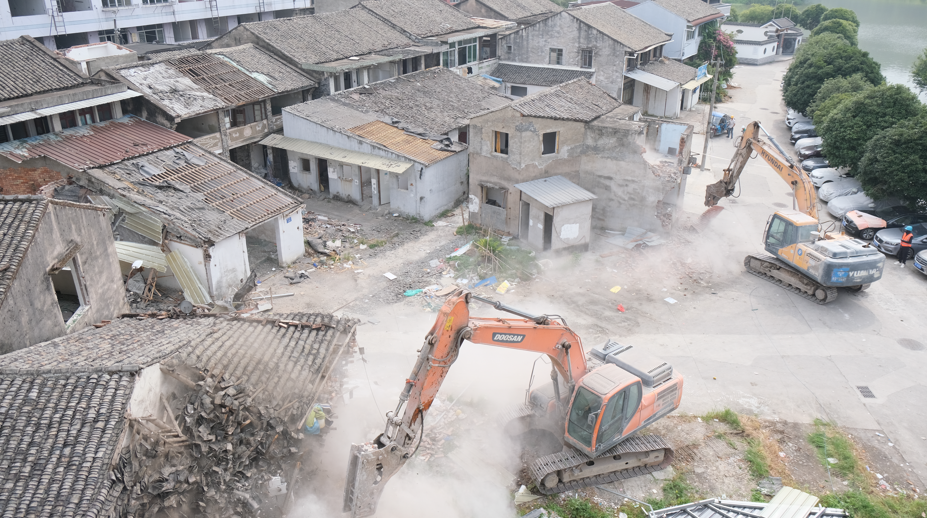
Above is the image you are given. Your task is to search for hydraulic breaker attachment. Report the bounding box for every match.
[342,437,410,518]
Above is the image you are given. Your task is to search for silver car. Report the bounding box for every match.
[872,223,927,256]
[808,167,845,188]
[827,192,876,219]
[787,109,811,127]
[818,178,862,202]
[914,250,927,275]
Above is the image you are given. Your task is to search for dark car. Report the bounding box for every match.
[795,137,823,159]
[801,157,830,172]
[872,223,927,256]
[790,122,817,143]
[844,208,927,240]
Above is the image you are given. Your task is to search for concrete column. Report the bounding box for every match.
[218,110,231,159]
[263,98,273,122]
[162,22,175,44]
[274,211,304,266]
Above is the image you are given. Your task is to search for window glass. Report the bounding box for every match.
[34,117,52,136]
[9,122,28,140]
[60,111,79,129]
[597,391,625,446]
[567,387,602,448]
[96,103,113,122]
[78,107,95,126]
[767,217,788,247]
[0,126,9,144]
[301,158,312,171]
[623,383,641,423]
[510,85,527,97]
[494,131,509,155]
[581,49,593,69]
[542,132,558,155]
[549,48,563,65]
[136,25,165,44]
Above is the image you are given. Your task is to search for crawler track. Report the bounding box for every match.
[744,253,837,304]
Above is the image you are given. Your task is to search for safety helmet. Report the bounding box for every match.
[905,226,914,231]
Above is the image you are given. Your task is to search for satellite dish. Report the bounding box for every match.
[179,300,194,314]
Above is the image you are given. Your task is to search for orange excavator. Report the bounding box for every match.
[343,291,683,517]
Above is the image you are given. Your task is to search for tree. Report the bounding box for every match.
[820,7,859,27]
[799,4,827,30]
[771,4,800,21]
[913,48,927,95]
[819,84,926,173]
[810,19,859,46]
[739,5,774,24]
[782,35,882,113]
[813,92,856,127]
[856,115,927,207]
[689,22,737,101]
[807,73,874,117]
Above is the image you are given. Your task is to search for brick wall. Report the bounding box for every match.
[0,167,62,195]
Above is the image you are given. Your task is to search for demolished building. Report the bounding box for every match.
[0,312,358,517]
[0,195,128,354]
[468,78,693,237]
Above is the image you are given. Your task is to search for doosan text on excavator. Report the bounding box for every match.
[343,292,683,517]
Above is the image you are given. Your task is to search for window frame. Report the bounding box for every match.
[580,49,593,69]
[493,130,509,155]
[541,131,559,156]
[509,85,528,98]
[549,47,564,65]
[686,25,697,41]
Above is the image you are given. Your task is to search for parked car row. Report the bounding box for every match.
[786,109,927,277]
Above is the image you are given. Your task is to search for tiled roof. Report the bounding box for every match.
[639,58,697,85]
[473,0,562,21]
[360,0,479,37]
[489,62,594,87]
[0,36,87,103]
[771,17,795,28]
[572,0,638,9]
[0,116,191,170]
[85,143,302,241]
[291,68,510,136]
[109,52,277,118]
[349,120,455,165]
[240,11,415,65]
[0,196,48,309]
[567,3,671,51]
[0,371,133,518]
[650,0,724,23]
[208,44,317,93]
[512,78,621,121]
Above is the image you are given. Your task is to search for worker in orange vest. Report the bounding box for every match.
[898,225,914,267]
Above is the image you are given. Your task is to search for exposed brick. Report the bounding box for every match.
[0,167,62,195]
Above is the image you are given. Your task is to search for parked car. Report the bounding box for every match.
[844,208,927,240]
[818,178,862,202]
[872,223,927,257]
[790,122,817,143]
[786,109,811,127]
[795,137,824,159]
[828,193,901,219]
[914,249,927,275]
[801,157,830,172]
[808,167,845,187]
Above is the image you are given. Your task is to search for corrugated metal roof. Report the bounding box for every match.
[124,211,163,243]
[114,241,168,272]
[514,175,596,208]
[762,487,818,518]
[650,489,846,518]
[165,250,211,305]
[259,134,413,173]
[0,116,191,169]
[348,121,456,165]
[625,68,679,90]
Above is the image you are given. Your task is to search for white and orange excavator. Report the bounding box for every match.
[343,291,683,517]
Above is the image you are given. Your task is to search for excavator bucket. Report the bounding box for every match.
[342,442,405,518]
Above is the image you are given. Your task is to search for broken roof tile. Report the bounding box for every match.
[207,44,317,93]
[489,62,594,87]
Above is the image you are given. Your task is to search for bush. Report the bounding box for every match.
[782,34,882,112]
[811,19,859,46]
[820,7,859,27]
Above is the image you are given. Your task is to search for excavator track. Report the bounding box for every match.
[744,254,837,304]
[529,435,673,494]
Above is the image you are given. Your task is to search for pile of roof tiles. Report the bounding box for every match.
[114,361,307,517]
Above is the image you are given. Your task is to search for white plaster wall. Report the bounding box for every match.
[552,200,593,250]
[626,3,689,59]
[166,240,209,297]
[275,210,305,265]
[656,122,688,154]
[415,153,470,221]
[635,83,682,118]
[209,234,250,301]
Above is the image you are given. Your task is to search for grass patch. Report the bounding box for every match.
[744,438,770,478]
[439,208,455,219]
[358,237,387,249]
[820,491,927,518]
[542,497,611,518]
[808,419,870,488]
[715,431,737,450]
[703,408,743,431]
[750,488,767,503]
[741,415,795,486]
[647,472,698,509]
[424,220,435,227]
[455,223,479,236]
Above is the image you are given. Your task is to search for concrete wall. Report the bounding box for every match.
[634,82,682,119]
[0,201,129,354]
[734,42,778,65]
[274,210,305,265]
[207,233,250,301]
[500,13,630,99]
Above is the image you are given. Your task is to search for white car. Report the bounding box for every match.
[818,178,862,202]
[808,167,845,188]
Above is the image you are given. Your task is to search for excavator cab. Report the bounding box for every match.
[763,211,817,257]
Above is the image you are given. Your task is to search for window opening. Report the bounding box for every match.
[510,85,528,97]
[494,131,509,155]
[622,78,635,104]
[96,104,114,122]
[549,48,563,65]
[301,158,312,171]
[60,111,79,129]
[77,107,96,126]
[567,387,602,448]
[686,25,696,40]
[228,102,266,128]
[50,258,88,328]
[457,126,468,144]
[136,25,165,44]
[483,186,506,208]
[581,49,593,69]
[542,131,559,155]
[9,122,29,140]
[101,0,129,7]
[33,117,52,136]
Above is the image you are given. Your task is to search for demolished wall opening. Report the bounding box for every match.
[50,259,87,328]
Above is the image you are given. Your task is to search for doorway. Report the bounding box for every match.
[318,158,329,193]
[543,212,553,251]
[520,201,530,238]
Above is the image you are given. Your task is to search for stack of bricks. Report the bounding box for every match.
[0,167,61,195]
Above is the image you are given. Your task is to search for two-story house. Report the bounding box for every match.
[625,0,724,60]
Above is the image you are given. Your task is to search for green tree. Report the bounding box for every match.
[688,22,737,101]
[782,35,882,112]
[813,92,856,127]
[820,7,859,27]
[913,48,927,95]
[771,4,800,21]
[807,73,874,117]
[819,85,926,172]
[856,115,927,207]
[739,5,774,24]
[799,4,827,30]
[810,19,859,46]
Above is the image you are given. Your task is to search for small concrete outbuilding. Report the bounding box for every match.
[0,195,129,354]
[513,175,596,252]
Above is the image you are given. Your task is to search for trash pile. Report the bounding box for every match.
[114,360,314,517]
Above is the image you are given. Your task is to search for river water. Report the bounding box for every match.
[816,0,927,101]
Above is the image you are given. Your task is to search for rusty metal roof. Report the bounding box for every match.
[349,121,455,165]
[0,116,191,170]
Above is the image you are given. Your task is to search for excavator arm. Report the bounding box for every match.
[705,121,818,219]
[343,291,587,518]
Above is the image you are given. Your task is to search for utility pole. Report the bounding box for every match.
[700,54,720,172]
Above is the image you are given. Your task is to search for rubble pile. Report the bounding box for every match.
[114,361,308,517]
